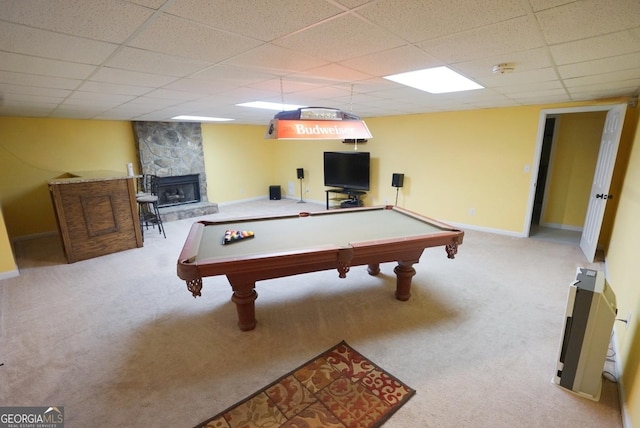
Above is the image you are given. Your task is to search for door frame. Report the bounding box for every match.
[523,104,625,238]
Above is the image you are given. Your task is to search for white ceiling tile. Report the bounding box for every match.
[339,45,441,77]
[105,47,214,77]
[550,30,640,65]
[358,0,526,43]
[417,16,545,63]
[225,45,327,75]
[64,91,136,104]
[333,0,372,8]
[292,85,353,103]
[509,94,570,104]
[536,0,640,44]
[90,67,177,87]
[128,0,167,9]
[50,107,103,119]
[528,0,574,13]
[480,67,559,88]
[563,69,640,88]
[0,70,81,90]
[0,0,154,43]
[0,52,96,79]
[141,88,203,101]
[558,52,640,78]
[275,14,406,63]
[123,97,185,109]
[0,84,70,98]
[244,77,319,97]
[162,78,229,95]
[0,22,118,65]
[2,93,62,106]
[290,63,375,84]
[192,65,276,86]
[569,84,640,100]
[77,81,151,96]
[166,0,344,41]
[453,48,553,80]
[497,81,566,96]
[128,14,262,63]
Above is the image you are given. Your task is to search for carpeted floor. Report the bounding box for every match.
[0,198,623,427]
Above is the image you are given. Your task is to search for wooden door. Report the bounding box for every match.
[579,104,627,262]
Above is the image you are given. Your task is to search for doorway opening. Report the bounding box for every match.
[529,116,581,245]
[525,104,627,262]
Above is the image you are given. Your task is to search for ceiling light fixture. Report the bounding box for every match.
[172,115,234,122]
[264,107,372,140]
[384,66,483,94]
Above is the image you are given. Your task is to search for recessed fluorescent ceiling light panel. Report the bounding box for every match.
[172,115,234,122]
[384,66,483,94]
[237,101,305,111]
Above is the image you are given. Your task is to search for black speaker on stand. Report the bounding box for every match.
[392,173,404,206]
[297,168,305,203]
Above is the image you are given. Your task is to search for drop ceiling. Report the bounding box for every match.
[0,0,638,124]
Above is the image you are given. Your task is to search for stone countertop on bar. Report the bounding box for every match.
[48,170,137,185]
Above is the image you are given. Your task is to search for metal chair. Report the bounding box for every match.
[136,174,165,239]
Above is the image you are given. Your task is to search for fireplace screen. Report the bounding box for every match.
[157,174,200,207]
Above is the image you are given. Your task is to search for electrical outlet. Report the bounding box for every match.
[469,208,476,216]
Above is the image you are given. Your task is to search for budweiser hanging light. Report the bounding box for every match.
[265,107,372,140]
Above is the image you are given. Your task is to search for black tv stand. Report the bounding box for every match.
[325,188,365,209]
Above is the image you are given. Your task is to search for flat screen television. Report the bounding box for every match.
[323,151,370,191]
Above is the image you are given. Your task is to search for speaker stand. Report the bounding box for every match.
[395,187,400,206]
[297,178,305,203]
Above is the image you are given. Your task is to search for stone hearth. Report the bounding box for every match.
[132,121,218,221]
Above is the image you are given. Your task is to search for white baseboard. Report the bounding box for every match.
[218,195,325,207]
[539,222,583,232]
[446,221,526,237]
[0,269,19,280]
[613,329,632,428]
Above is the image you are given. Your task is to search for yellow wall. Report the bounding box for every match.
[271,106,543,232]
[543,112,606,228]
[361,108,539,232]
[200,123,275,203]
[606,105,640,427]
[0,208,17,277]
[0,117,137,238]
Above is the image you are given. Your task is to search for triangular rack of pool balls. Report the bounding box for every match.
[222,229,255,245]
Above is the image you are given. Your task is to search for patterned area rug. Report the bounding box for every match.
[195,341,415,428]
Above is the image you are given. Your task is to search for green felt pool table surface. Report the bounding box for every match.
[196,206,453,261]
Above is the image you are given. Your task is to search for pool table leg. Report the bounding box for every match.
[394,261,416,301]
[230,283,258,331]
[367,263,380,276]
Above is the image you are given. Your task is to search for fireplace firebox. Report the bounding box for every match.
[157,174,200,208]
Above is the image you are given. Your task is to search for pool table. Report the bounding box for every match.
[177,205,463,331]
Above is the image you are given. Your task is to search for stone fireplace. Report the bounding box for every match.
[132,121,218,221]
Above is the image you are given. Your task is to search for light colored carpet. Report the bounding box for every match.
[0,199,622,427]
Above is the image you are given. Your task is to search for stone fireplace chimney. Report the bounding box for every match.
[132,121,218,221]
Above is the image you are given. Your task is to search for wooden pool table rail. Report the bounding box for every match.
[177,206,463,330]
